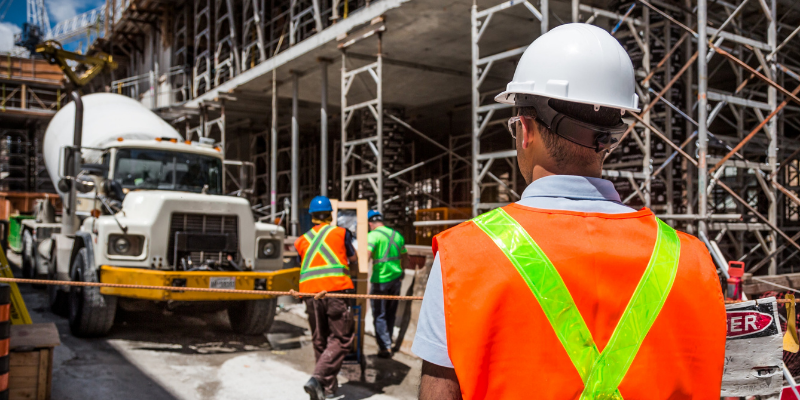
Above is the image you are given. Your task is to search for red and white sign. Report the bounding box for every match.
[780,386,800,400]
[726,311,774,338]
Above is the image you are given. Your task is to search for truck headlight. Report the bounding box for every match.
[257,238,281,259]
[108,234,144,256]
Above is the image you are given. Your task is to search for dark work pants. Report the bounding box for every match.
[370,277,402,352]
[305,296,354,395]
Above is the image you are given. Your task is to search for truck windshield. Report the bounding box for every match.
[113,148,222,194]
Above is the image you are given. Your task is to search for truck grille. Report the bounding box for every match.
[167,213,239,266]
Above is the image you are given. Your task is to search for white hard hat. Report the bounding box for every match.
[495,23,640,112]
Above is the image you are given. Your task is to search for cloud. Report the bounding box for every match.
[0,22,21,53]
[48,0,104,22]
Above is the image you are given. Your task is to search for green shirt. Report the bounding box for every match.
[367,226,407,283]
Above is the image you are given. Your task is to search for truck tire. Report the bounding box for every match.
[21,230,35,279]
[68,248,117,337]
[227,298,276,335]
[47,250,68,316]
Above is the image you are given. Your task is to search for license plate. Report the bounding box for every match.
[209,277,236,289]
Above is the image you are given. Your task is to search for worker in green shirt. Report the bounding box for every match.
[367,210,409,358]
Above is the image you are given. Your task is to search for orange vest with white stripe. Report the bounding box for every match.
[294,224,354,293]
[433,206,726,400]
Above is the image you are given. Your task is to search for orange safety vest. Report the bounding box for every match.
[294,224,354,293]
[433,205,726,400]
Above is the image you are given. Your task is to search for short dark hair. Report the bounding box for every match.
[311,212,332,221]
[518,99,619,168]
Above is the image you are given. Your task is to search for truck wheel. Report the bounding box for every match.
[227,298,276,335]
[47,249,68,316]
[21,230,35,279]
[68,248,117,337]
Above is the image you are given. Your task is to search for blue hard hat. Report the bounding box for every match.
[309,196,333,214]
[368,210,383,221]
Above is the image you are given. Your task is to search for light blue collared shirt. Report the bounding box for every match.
[411,175,635,367]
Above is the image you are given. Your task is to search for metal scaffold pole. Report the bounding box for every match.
[697,0,709,236]
[320,58,330,197]
[767,0,778,274]
[376,35,384,213]
[291,72,300,236]
[270,70,278,219]
[470,3,480,218]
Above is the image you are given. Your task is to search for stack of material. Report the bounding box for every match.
[0,131,30,192]
[359,107,410,227]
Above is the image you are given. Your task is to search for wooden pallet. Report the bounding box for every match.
[8,323,60,400]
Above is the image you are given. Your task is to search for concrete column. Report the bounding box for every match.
[291,72,300,236]
[697,0,708,235]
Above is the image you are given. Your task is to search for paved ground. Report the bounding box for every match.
[10,253,421,400]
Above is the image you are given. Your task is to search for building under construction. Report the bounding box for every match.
[4,0,800,288]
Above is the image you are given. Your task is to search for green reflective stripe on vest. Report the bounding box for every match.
[472,209,680,399]
[300,266,349,282]
[301,226,332,272]
[373,229,402,263]
[300,225,349,283]
[473,209,600,382]
[579,217,680,400]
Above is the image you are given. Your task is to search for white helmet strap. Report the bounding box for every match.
[516,95,628,153]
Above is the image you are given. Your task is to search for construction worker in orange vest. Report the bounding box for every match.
[413,24,726,400]
[296,196,357,400]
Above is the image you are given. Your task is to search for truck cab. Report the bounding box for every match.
[23,93,298,337]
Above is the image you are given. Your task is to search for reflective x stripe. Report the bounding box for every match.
[301,266,349,281]
[373,228,402,263]
[473,209,680,399]
[300,226,349,283]
[301,226,332,272]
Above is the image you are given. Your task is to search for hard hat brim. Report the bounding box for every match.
[494,91,641,113]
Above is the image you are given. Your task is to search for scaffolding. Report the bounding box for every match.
[71,0,800,283]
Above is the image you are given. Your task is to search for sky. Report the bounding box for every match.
[0,0,105,52]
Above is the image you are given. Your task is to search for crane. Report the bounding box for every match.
[15,0,49,53]
[35,40,117,87]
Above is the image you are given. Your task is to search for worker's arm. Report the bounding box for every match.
[419,361,462,400]
[401,253,411,270]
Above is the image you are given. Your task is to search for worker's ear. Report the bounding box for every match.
[520,116,537,150]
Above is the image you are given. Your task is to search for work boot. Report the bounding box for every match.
[304,377,325,400]
[377,349,392,359]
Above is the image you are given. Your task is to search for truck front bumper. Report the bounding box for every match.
[99,266,300,301]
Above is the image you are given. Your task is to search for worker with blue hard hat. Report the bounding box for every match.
[295,195,358,400]
[366,209,408,358]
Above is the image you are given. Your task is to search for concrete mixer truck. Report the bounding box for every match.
[20,93,298,337]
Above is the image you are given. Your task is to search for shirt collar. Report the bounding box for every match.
[520,175,622,202]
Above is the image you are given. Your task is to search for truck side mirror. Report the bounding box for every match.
[104,179,125,201]
[74,175,95,193]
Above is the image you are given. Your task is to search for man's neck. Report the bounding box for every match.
[528,164,602,183]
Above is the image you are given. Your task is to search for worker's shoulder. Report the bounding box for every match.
[674,230,707,253]
[434,218,480,243]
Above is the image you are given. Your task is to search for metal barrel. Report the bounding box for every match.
[0,284,10,400]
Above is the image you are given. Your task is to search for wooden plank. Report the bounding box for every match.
[44,350,52,400]
[742,272,800,295]
[36,349,47,400]
[9,367,38,377]
[9,375,37,389]
[10,324,60,350]
[9,387,37,400]
[9,352,39,367]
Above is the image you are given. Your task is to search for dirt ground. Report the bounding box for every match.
[9,252,422,400]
